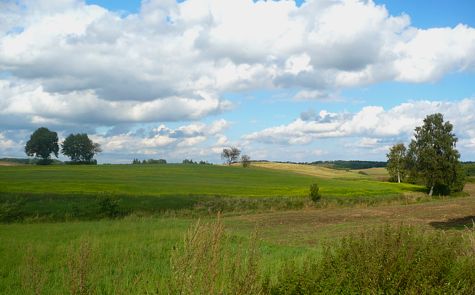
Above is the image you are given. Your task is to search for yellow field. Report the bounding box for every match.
[351,167,389,181]
[251,162,367,179]
[0,161,22,166]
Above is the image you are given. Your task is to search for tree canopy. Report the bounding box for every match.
[221,147,241,165]
[61,133,101,164]
[25,127,59,164]
[386,143,407,183]
[406,113,464,196]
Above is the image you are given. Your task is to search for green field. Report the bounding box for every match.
[0,164,423,221]
[1,163,473,293]
[0,164,421,197]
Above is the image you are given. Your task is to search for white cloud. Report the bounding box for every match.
[92,119,230,155]
[1,0,475,161]
[0,132,16,149]
[0,81,231,125]
[244,99,475,147]
[0,0,473,130]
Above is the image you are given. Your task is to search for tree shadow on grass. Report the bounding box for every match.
[430,216,475,230]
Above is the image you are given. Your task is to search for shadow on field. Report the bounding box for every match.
[430,216,475,230]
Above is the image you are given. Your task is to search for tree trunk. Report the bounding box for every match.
[429,185,434,196]
[397,171,401,183]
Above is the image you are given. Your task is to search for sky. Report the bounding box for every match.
[0,0,474,163]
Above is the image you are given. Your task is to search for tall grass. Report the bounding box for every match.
[169,215,262,294]
[67,239,93,295]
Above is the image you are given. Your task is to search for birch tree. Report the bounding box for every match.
[386,143,406,183]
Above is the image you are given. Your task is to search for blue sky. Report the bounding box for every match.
[1,0,475,163]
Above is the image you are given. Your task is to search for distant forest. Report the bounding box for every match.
[2,157,475,176]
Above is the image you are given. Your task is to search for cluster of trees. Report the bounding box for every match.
[132,158,167,164]
[25,127,101,165]
[221,147,251,167]
[386,113,465,196]
[182,159,212,165]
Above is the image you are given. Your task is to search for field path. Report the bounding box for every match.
[229,184,475,246]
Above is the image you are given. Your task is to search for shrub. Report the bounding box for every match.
[269,225,475,294]
[309,183,321,202]
[0,200,24,222]
[96,197,121,218]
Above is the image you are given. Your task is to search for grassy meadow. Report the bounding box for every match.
[0,163,424,221]
[1,163,474,293]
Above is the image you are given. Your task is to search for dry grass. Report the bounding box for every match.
[67,239,93,295]
[0,161,22,166]
[20,247,46,295]
[170,215,262,295]
[229,192,475,246]
[351,167,389,181]
[251,162,364,179]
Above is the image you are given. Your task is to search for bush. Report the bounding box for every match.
[270,225,475,294]
[96,197,121,218]
[0,200,24,222]
[309,183,321,202]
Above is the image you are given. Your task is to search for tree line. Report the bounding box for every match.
[25,127,101,165]
[386,113,465,196]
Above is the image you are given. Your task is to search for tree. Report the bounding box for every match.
[61,133,101,164]
[406,113,465,196]
[241,154,251,168]
[386,143,407,183]
[25,127,59,165]
[221,147,240,165]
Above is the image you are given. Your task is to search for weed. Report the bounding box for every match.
[19,247,46,295]
[66,239,93,295]
[169,214,262,294]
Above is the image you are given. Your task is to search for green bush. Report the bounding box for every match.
[96,197,121,218]
[270,225,475,294]
[309,183,321,202]
[0,200,24,222]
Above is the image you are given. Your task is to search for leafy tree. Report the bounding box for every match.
[386,143,407,183]
[61,133,101,164]
[406,113,465,196]
[221,147,240,165]
[241,154,251,168]
[25,127,59,165]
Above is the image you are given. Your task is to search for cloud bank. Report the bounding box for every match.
[0,0,474,161]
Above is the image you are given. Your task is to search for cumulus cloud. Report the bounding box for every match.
[0,0,474,128]
[1,0,475,161]
[244,99,475,148]
[92,119,230,155]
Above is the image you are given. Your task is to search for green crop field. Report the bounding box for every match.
[0,164,423,221]
[0,163,421,197]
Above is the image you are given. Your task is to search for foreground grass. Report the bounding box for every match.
[1,195,474,293]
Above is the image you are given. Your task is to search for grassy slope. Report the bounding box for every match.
[1,186,473,294]
[0,164,314,197]
[0,163,421,197]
